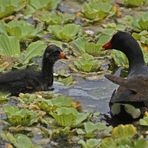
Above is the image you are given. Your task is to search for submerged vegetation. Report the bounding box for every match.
[0,0,148,147]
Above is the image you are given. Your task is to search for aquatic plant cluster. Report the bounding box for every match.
[0,0,148,147]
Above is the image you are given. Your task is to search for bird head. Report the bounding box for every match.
[43,44,67,63]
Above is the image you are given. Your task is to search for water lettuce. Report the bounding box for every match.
[28,0,60,10]
[0,35,46,64]
[124,0,145,7]
[1,132,41,148]
[74,37,102,56]
[3,106,38,126]
[0,34,20,57]
[36,11,75,25]
[48,24,81,42]
[6,20,41,40]
[111,50,129,68]
[133,12,148,31]
[82,0,113,21]
[51,107,89,127]
[74,54,100,72]
[0,0,26,18]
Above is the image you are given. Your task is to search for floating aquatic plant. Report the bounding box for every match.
[73,37,102,56]
[5,20,41,40]
[0,35,46,64]
[74,53,100,72]
[51,107,89,127]
[133,12,148,31]
[111,50,129,68]
[35,10,75,25]
[123,0,145,7]
[0,0,26,19]
[48,24,81,42]
[3,106,38,126]
[82,0,114,21]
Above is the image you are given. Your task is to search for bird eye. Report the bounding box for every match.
[53,50,60,55]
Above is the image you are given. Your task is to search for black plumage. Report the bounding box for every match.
[0,45,67,96]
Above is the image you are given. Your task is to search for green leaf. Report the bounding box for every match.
[3,106,38,126]
[82,0,113,21]
[74,37,102,56]
[0,21,7,35]
[51,107,88,127]
[97,28,115,45]
[58,76,74,86]
[36,10,75,25]
[117,15,134,28]
[0,34,20,57]
[52,96,73,107]
[0,97,8,104]
[139,116,148,126]
[1,132,41,148]
[6,20,41,40]
[0,0,26,19]
[84,122,111,134]
[112,124,137,138]
[132,31,148,45]
[97,34,112,45]
[28,0,61,10]
[138,12,148,31]
[75,112,89,125]
[15,134,33,148]
[111,50,129,68]
[52,112,76,127]
[51,107,77,127]
[134,138,148,148]
[3,106,19,116]
[124,104,141,119]
[133,12,148,31]
[37,99,53,112]
[74,53,100,72]
[21,41,47,64]
[99,137,117,148]
[124,0,145,7]
[19,93,38,105]
[0,92,9,104]
[1,131,17,147]
[132,32,148,64]
[48,24,81,42]
[24,0,61,16]
[79,139,101,148]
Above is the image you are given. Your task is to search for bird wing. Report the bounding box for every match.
[0,70,42,95]
[0,70,28,83]
[110,86,148,103]
[105,74,148,95]
[0,70,41,89]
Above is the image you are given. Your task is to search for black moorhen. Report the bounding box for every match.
[102,31,148,122]
[0,45,67,96]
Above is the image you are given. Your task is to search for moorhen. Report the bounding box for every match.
[102,31,148,122]
[0,45,67,96]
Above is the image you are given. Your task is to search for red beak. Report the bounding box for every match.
[102,41,112,49]
[59,52,68,59]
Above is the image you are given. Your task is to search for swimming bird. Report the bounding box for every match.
[102,31,148,121]
[0,45,67,96]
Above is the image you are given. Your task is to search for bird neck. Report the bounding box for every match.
[41,59,54,86]
[124,47,145,72]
